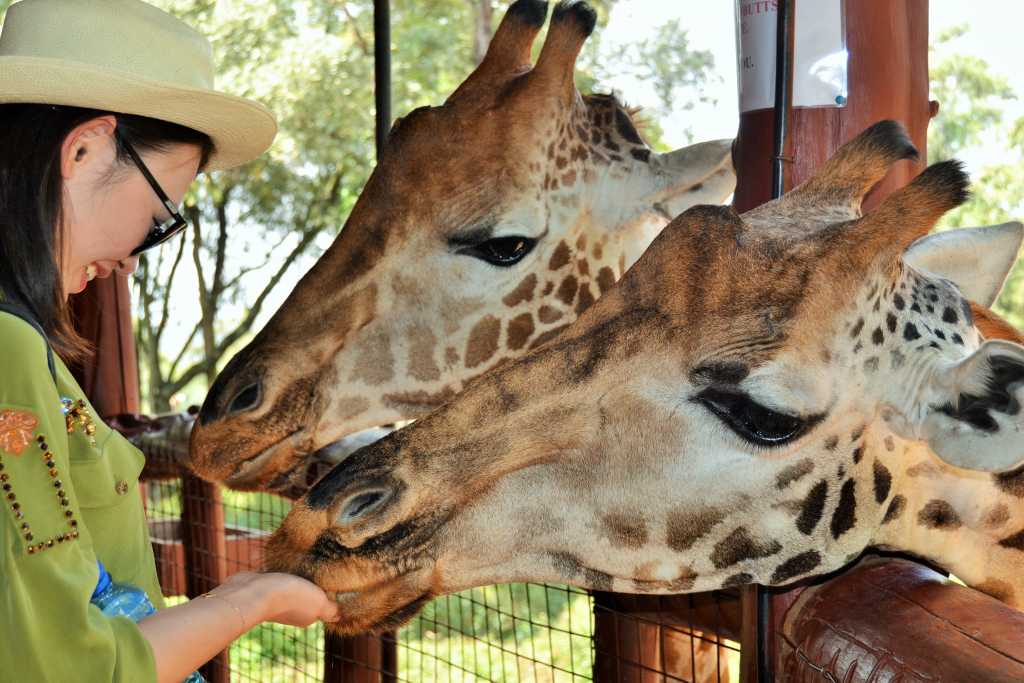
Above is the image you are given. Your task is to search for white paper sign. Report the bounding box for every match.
[735,0,848,113]
[736,0,778,113]
[793,0,848,107]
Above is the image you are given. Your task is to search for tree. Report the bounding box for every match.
[929,24,1024,328]
[0,0,720,411]
[134,0,719,412]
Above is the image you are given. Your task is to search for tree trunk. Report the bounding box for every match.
[470,0,493,65]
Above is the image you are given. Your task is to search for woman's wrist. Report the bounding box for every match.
[202,572,281,630]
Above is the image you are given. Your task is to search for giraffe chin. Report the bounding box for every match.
[322,584,436,636]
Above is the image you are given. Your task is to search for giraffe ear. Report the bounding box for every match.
[916,340,1024,472]
[646,139,736,217]
[904,222,1024,307]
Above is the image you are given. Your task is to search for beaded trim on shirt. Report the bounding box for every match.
[62,398,97,447]
[0,434,80,554]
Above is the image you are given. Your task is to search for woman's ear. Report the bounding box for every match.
[60,115,118,180]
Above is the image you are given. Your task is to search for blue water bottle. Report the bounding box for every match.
[91,561,206,683]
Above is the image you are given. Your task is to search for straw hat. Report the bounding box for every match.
[0,0,277,170]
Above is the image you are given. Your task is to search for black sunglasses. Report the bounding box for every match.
[116,131,189,256]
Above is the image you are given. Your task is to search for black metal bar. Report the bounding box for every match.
[759,1,792,681]
[374,0,391,158]
[770,0,792,200]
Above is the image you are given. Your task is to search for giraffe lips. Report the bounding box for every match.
[225,429,307,487]
[326,590,359,603]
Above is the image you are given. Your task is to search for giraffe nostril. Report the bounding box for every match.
[337,488,394,526]
[227,382,262,416]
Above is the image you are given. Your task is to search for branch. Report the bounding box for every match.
[167,170,345,395]
[167,321,202,380]
[332,0,370,56]
[211,184,234,302]
[155,231,188,343]
[164,355,216,397]
[212,226,320,359]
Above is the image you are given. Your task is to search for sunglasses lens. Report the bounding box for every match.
[131,219,186,256]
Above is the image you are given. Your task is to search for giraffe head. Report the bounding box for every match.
[265,120,1024,635]
[188,0,734,494]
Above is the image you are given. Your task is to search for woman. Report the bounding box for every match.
[0,1,338,681]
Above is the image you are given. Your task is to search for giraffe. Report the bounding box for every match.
[264,120,1024,637]
[188,0,735,496]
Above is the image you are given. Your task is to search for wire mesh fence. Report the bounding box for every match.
[137,418,740,683]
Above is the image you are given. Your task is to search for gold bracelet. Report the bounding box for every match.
[199,592,247,633]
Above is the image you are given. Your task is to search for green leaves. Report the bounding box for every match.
[929,24,1024,328]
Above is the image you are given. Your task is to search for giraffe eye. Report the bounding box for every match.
[695,388,813,447]
[459,236,536,267]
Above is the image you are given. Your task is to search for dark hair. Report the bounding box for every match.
[0,104,214,361]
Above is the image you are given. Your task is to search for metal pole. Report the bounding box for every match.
[758,1,792,680]
[771,0,792,200]
[374,0,391,158]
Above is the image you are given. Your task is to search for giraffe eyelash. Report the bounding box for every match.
[456,236,538,267]
[693,387,824,448]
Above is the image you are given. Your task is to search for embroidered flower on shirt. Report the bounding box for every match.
[0,409,38,455]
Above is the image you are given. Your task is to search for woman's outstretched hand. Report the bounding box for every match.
[213,570,341,628]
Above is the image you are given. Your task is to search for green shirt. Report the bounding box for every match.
[0,311,160,682]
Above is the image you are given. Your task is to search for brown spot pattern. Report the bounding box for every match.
[998,529,1024,551]
[906,461,942,478]
[776,459,814,490]
[502,273,538,307]
[770,551,822,584]
[796,480,828,535]
[666,508,725,552]
[538,305,563,324]
[464,316,501,368]
[506,313,535,351]
[350,330,395,385]
[575,285,595,314]
[984,503,1011,529]
[548,241,572,271]
[722,572,753,588]
[332,397,371,421]
[711,527,782,569]
[872,460,892,504]
[975,578,1015,603]
[917,499,962,530]
[602,511,649,549]
[596,266,616,294]
[556,275,579,305]
[382,386,458,413]
[994,464,1024,498]
[882,495,906,525]
[407,324,440,382]
[829,479,857,539]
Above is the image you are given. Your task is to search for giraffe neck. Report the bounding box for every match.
[872,443,1024,607]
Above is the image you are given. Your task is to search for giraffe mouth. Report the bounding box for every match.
[240,425,401,497]
[225,428,308,487]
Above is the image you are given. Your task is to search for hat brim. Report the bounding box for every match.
[0,56,277,170]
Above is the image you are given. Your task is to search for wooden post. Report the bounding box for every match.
[593,591,661,682]
[69,274,140,416]
[733,2,931,680]
[180,475,231,683]
[325,632,389,683]
[324,1,400,678]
